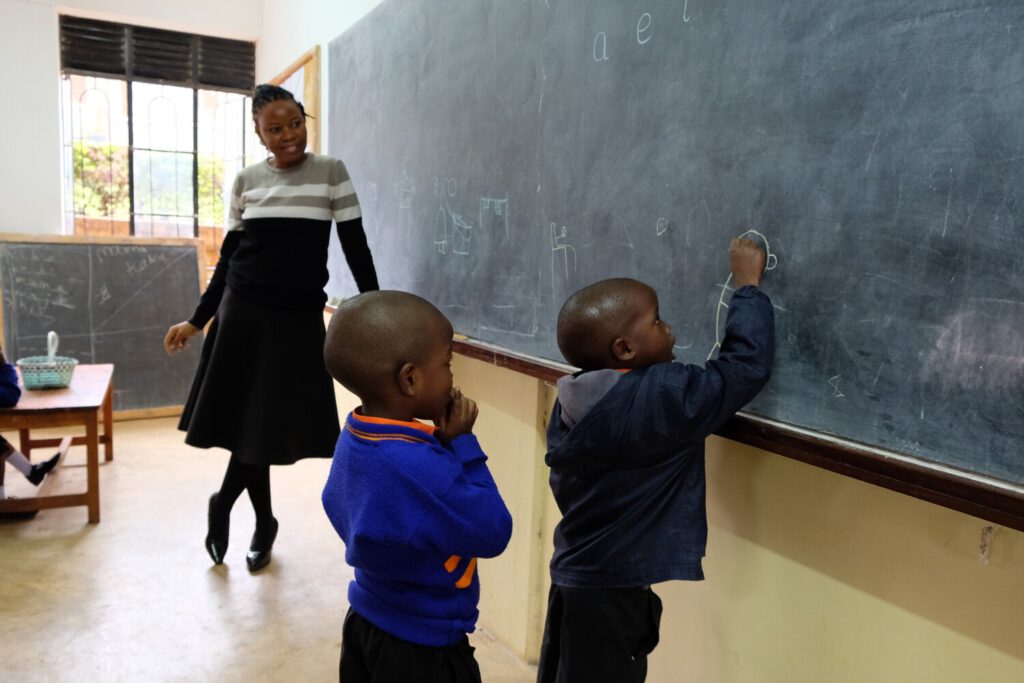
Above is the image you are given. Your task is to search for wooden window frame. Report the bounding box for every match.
[269,47,322,154]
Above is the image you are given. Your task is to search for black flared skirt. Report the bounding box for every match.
[178,287,339,465]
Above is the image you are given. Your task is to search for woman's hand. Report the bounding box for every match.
[164,321,201,355]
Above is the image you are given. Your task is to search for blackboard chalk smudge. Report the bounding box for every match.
[924,300,1024,392]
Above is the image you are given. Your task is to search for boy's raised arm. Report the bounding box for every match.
[646,239,775,444]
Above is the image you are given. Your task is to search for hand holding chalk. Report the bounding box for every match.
[730,236,767,289]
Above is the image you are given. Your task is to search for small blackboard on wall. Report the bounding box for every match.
[0,234,205,416]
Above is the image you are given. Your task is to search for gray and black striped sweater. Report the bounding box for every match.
[189,154,378,327]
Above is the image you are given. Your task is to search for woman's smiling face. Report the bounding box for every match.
[255,99,307,168]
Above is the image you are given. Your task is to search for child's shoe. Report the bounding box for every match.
[27,453,60,486]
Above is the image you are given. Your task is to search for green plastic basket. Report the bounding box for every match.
[16,331,78,389]
[17,356,78,389]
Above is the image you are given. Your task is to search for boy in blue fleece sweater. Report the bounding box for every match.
[321,290,513,683]
[538,237,775,683]
[0,346,60,502]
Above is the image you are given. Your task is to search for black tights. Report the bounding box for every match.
[214,455,274,527]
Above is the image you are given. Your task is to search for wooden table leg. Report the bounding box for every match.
[85,412,100,524]
[102,380,114,462]
[18,428,30,457]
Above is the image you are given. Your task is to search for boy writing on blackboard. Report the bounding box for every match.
[321,290,513,683]
[538,237,775,683]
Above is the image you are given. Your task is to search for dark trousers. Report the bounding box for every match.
[537,585,663,683]
[339,608,482,683]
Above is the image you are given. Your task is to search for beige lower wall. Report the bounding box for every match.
[330,336,1024,681]
[458,355,1024,682]
[649,436,1024,682]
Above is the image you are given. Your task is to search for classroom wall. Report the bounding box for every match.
[0,0,260,236]
[257,0,383,153]
[1,0,63,235]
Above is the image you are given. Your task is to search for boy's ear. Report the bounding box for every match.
[611,337,636,362]
[398,362,418,397]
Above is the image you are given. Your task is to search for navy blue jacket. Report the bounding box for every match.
[546,286,774,587]
[0,362,21,408]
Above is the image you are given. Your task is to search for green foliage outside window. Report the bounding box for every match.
[198,156,225,226]
[72,141,225,225]
[72,142,130,218]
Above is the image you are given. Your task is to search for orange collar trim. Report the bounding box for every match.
[351,409,437,435]
[346,424,433,445]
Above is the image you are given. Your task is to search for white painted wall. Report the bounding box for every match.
[258,0,383,153]
[1,0,376,236]
[54,0,261,38]
[0,0,261,235]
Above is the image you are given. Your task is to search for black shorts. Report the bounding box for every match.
[537,584,663,683]
[339,608,482,683]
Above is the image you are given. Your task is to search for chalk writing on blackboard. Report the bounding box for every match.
[594,32,609,62]
[480,270,540,339]
[637,14,653,45]
[394,171,416,242]
[708,229,778,360]
[551,223,576,305]
[480,195,510,245]
[432,177,474,256]
[0,240,201,412]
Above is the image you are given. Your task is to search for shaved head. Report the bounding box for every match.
[325,290,452,400]
[556,278,653,370]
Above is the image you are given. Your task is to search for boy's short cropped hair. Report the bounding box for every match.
[325,290,451,399]
[556,277,649,370]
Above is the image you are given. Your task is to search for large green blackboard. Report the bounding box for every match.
[0,236,204,413]
[326,0,1024,488]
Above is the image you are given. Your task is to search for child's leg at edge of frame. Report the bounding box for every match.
[1,434,32,478]
[537,585,662,683]
[339,607,371,683]
[537,584,565,683]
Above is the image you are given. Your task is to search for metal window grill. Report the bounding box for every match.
[59,15,254,249]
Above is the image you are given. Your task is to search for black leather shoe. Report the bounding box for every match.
[27,453,61,486]
[205,493,229,565]
[246,517,278,572]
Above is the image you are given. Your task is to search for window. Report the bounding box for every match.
[58,16,259,268]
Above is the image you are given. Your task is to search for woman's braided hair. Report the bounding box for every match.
[251,84,307,122]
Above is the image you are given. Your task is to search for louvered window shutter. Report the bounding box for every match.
[60,16,126,77]
[59,16,254,92]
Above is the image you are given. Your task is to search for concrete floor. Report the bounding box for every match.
[0,418,537,682]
